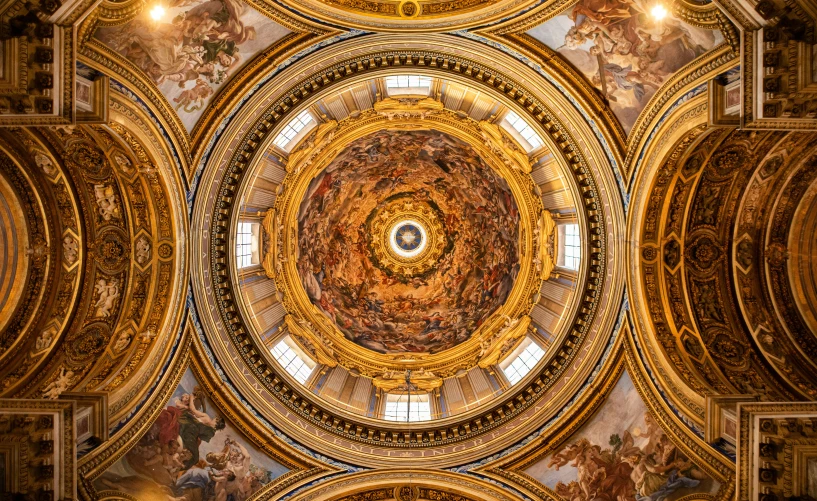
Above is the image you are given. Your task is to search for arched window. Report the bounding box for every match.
[383,392,432,422]
[271,336,316,384]
[500,337,546,385]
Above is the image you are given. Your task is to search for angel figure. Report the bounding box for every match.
[113,331,131,353]
[35,329,54,352]
[35,152,56,175]
[43,368,74,399]
[63,235,79,265]
[93,184,120,221]
[94,278,120,317]
[112,152,134,174]
[135,237,151,264]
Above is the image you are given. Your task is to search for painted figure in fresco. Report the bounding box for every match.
[544,0,718,131]
[549,418,707,501]
[97,376,278,501]
[296,130,520,354]
[96,0,256,108]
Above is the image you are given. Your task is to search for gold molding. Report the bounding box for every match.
[286,469,524,501]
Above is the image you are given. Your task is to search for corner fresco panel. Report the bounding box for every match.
[95,368,289,499]
[525,371,720,501]
[95,0,291,132]
[527,0,723,134]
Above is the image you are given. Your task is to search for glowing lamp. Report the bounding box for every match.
[149,5,166,21]
[651,4,668,20]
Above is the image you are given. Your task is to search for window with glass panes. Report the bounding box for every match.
[384,393,431,422]
[236,222,255,268]
[273,110,313,149]
[563,223,581,270]
[504,111,543,150]
[385,75,432,90]
[271,339,314,384]
[502,340,546,385]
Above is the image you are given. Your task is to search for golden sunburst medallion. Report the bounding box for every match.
[368,196,447,277]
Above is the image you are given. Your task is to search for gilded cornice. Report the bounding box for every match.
[284,469,523,501]
[625,95,713,424]
[191,34,626,467]
[256,0,539,32]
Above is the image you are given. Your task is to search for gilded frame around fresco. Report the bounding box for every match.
[265,107,549,378]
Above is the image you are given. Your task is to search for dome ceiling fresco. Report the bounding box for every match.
[297,129,520,354]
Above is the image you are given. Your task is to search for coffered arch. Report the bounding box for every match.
[0,92,189,425]
[627,93,817,428]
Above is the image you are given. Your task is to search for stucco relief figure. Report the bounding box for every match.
[34,151,56,176]
[93,184,121,221]
[94,278,120,317]
[527,0,721,133]
[113,152,134,174]
[42,368,74,399]
[63,234,79,265]
[136,236,151,264]
[34,329,54,352]
[95,369,287,500]
[114,331,131,352]
[139,329,157,343]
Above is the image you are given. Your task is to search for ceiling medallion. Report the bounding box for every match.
[369,196,447,277]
